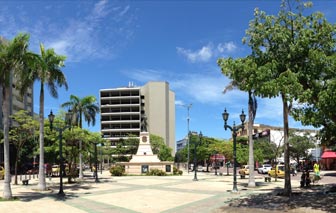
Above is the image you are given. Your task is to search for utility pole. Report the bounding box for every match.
[185,104,192,173]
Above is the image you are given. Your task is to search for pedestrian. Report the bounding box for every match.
[313,161,320,177]
[300,171,306,187]
[92,166,96,177]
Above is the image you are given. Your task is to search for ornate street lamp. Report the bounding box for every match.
[93,141,99,183]
[222,108,246,193]
[48,110,73,196]
[193,131,203,181]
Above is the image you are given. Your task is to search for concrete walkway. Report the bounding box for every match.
[0,170,330,213]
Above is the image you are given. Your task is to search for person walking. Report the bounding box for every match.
[314,162,320,176]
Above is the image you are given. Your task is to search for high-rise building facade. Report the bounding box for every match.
[100,81,175,153]
[0,72,34,163]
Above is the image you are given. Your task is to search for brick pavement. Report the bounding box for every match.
[0,170,334,213]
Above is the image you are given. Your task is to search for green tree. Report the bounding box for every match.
[63,127,87,182]
[254,139,278,163]
[34,43,68,191]
[61,95,99,178]
[222,80,258,187]
[0,33,36,199]
[9,110,38,184]
[218,1,335,196]
[61,95,99,128]
[288,133,315,164]
[150,134,173,161]
[17,43,67,190]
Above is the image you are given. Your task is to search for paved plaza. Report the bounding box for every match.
[0,169,335,213]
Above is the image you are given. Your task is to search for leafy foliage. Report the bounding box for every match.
[146,168,166,176]
[218,0,336,196]
[9,110,38,184]
[288,133,315,163]
[150,134,174,161]
[109,165,125,176]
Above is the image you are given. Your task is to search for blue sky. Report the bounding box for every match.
[1,0,335,141]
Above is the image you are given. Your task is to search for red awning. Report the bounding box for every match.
[321,151,336,159]
[210,154,225,161]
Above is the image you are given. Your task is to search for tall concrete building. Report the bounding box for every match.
[0,73,34,163]
[100,81,175,153]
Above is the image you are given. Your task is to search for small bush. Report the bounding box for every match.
[110,165,125,176]
[173,166,178,175]
[147,168,167,176]
[173,166,183,175]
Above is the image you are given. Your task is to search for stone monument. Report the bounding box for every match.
[118,114,174,175]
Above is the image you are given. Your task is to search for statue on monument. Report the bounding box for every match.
[141,114,148,132]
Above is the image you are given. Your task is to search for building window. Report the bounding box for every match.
[141,165,148,173]
[166,165,171,172]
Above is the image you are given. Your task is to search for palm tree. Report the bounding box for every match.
[61,95,99,178]
[29,43,68,191]
[0,33,36,199]
[223,80,257,188]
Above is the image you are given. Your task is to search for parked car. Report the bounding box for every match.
[238,165,249,177]
[197,165,204,172]
[0,166,4,180]
[268,165,285,178]
[258,164,272,174]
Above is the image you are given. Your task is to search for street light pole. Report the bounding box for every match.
[222,108,246,193]
[193,131,203,181]
[185,104,192,173]
[94,142,99,183]
[100,144,103,174]
[48,110,73,197]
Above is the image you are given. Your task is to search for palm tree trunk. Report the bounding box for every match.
[78,110,83,179]
[37,83,46,190]
[282,93,291,196]
[3,86,13,199]
[247,92,255,188]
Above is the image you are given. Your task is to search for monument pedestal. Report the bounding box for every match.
[118,132,174,175]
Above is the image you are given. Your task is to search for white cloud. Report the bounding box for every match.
[123,69,165,83]
[177,41,237,63]
[217,42,237,53]
[0,1,136,62]
[175,100,185,106]
[125,67,247,105]
[176,45,213,63]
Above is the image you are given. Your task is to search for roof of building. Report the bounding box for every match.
[321,150,336,159]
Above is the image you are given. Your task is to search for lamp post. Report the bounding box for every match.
[181,104,192,173]
[100,143,104,174]
[192,131,203,181]
[222,108,246,193]
[214,152,218,176]
[93,142,99,183]
[48,110,73,196]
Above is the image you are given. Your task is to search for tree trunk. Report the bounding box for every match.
[14,153,19,185]
[37,83,47,191]
[282,93,292,196]
[247,94,256,187]
[3,86,12,199]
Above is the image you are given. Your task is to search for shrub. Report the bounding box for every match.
[110,165,125,176]
[147,168,167,176]
[173,166,183,175]
[173,166,178,175]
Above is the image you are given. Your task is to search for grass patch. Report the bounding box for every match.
[0,196,20,201]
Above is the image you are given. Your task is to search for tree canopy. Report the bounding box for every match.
[218,0,336,196]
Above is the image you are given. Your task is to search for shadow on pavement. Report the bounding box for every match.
[218,184,336,213]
